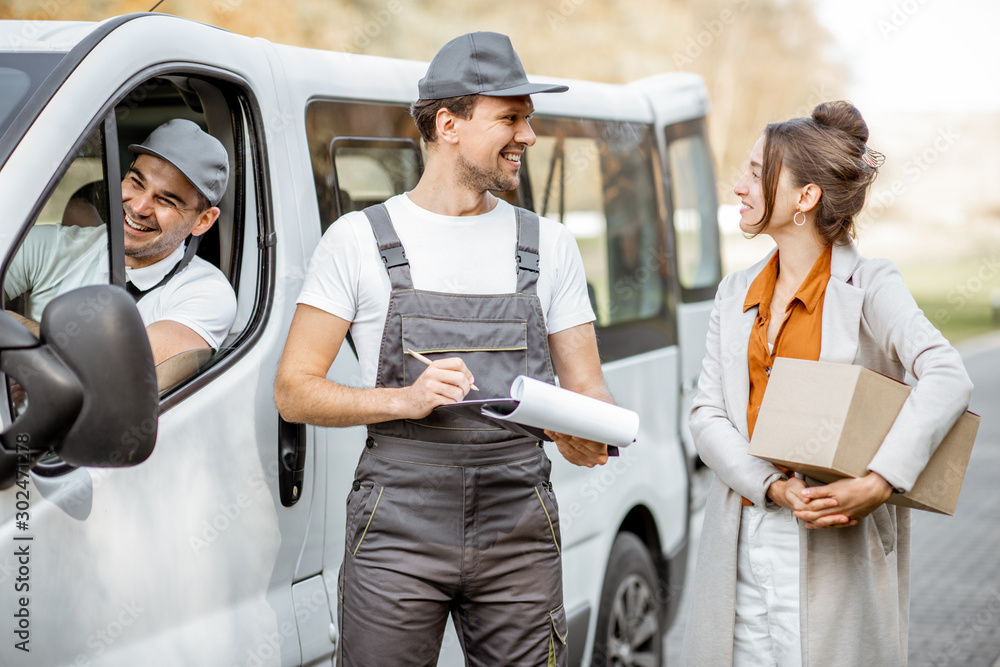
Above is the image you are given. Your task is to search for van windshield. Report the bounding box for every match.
[0,52,65,143]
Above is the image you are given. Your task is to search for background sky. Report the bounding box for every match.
[815,0,1000,113]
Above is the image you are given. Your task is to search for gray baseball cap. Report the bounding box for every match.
[418,32,568,100]
[128,119,229,207]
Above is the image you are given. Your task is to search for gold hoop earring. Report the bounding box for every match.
[793,211,806,226]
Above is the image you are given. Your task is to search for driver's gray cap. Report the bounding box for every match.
[418,31,568,100]
[128,119,229,207]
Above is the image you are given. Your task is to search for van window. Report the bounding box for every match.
[2,73,270,416]
[524,117,676,362]
[0,53,65,139]
[116,76,268,396]
[3,123,113,419]
[330,137,422,217]
[305,100,529,230]
[665,120,721,299]
[305,101,420,231]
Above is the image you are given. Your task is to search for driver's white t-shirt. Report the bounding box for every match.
[4,224,236,348]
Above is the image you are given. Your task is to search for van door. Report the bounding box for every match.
[0,17,330,666]
[662,119,723,463]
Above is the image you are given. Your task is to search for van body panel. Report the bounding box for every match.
[0,20,98,50]
[291,575,335,663]
[678,300,715,455]
[630,72,712,126]
[532,78,654,122]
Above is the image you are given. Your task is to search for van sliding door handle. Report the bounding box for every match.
[278,417,306,507]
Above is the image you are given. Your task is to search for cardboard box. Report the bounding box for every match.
[748,358,980,515]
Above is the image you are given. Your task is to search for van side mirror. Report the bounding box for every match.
[0,285,159,488]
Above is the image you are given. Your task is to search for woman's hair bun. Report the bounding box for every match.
[812,100,869,145]
[756,100,881,245]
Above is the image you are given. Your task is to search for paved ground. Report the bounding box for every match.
[664,335,1000,666]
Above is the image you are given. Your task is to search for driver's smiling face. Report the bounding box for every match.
[121,154,209,269]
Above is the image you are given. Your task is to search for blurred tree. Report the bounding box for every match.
[2,0,845,199]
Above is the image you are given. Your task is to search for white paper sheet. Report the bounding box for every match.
[480,375,639,447]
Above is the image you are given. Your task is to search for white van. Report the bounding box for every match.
[0,14,721,666]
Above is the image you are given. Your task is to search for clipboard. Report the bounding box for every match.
[434,398,618,456]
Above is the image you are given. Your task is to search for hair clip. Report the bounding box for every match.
[862,146,885,169]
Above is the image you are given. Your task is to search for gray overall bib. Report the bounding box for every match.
[337,204,568,667]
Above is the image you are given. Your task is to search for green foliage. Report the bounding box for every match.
[899,258,1000,344]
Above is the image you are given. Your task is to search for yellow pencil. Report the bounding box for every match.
[405,349,479,391]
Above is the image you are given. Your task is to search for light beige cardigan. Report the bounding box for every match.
[681,242,973,666]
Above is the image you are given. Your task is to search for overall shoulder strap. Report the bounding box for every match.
[515,207,540,294]
[127,234,201,302]
[362,203,413,290]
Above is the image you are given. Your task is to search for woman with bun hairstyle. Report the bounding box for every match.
[681,101,973,666]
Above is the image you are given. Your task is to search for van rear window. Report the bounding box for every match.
[0,52,65,142]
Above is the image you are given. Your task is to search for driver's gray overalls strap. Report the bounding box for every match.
[335,202,568,667]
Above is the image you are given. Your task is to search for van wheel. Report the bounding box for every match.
[591,532,663,667]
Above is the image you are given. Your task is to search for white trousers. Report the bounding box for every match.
[733,505,803,667]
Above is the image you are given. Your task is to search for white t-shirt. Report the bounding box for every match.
[297,194,596,388]
[4,224,237,348]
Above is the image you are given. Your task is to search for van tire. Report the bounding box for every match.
[591,531,663,666]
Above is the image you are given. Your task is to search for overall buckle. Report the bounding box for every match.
[380,245,408,269]
[517,250,539,272]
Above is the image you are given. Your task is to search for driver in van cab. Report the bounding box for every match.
[4,118,237,366]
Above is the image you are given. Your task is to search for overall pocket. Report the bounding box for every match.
[345,481,384,556]
[535,481,562,554]
[400,315,528,398]
[548,604,568,667]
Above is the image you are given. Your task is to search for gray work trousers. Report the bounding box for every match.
[337,436,568,667]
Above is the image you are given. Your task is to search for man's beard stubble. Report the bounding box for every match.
[455,152,519,194]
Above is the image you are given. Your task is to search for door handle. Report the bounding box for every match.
[278,417,306,507]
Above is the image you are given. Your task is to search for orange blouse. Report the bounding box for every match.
[742,245,832,505]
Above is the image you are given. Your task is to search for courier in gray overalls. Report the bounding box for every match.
[275,31,614,667]
[341,203,564,666]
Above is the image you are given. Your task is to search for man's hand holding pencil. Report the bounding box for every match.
[402,349,478,418]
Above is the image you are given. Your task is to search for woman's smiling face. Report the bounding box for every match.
[734,135,808,237]
[734,135,766,234]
